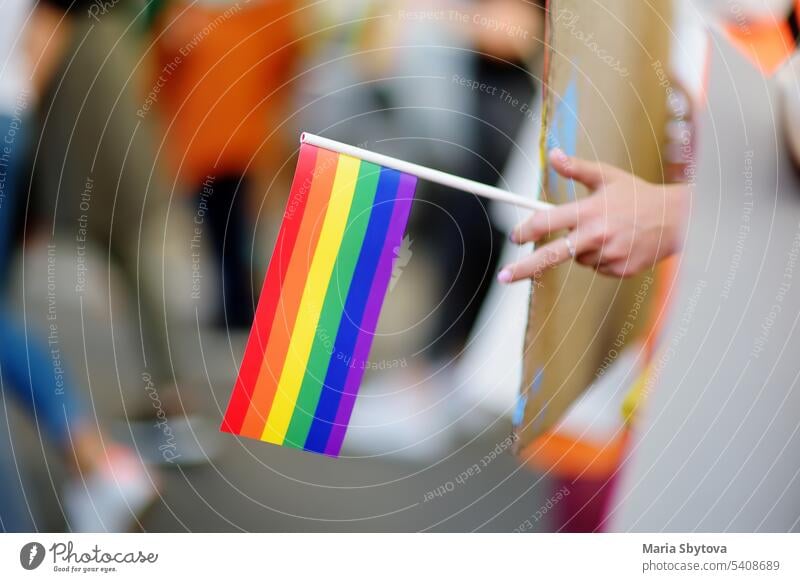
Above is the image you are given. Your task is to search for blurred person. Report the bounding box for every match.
[151,0,300,329]
[0,0,157,532]
[33,0,222,463]
[500,146,688,281]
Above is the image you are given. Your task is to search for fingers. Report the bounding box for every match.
[499,230,595,283]
[549,148,611,191]
[510,199,582,244]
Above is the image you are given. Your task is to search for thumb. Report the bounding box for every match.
[549,148,612,191]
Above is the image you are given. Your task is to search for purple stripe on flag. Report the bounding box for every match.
[323,174,417,456]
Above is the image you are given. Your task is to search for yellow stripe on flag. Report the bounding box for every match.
[261,155,361,444]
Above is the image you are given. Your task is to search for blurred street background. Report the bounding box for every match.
[2,0,556,532]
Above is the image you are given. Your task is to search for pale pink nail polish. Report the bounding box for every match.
[497,269,513,283]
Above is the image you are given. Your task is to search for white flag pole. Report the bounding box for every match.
[300,133,552,212]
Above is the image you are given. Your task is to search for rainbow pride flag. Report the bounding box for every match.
[220,142,417,456]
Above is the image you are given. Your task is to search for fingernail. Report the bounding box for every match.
[497,269,513,284]
[551,148,567,163]
[508,231,518,244]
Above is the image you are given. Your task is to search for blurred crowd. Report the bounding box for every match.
[0,0,548,531]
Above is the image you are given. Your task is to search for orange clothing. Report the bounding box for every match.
[155,0,297,186]
[724,0,800,76]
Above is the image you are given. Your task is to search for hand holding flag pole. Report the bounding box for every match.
[300,133,553,211]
